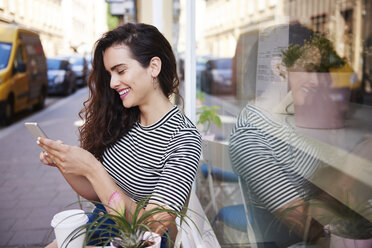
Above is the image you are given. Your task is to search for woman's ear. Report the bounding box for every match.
[149,57,162,77]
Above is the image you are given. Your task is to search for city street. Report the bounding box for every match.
[0,88,89,247]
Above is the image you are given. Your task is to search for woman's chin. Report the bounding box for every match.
[122,101,135,109]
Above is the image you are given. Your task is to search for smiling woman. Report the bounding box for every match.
[38,23,202,248]
[103,44,165,111]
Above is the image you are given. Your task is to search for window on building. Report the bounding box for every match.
[192,1,372,247]
[311,13,328,33]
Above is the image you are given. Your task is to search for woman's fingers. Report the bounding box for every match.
[36,137,66,167]
[38,137,68,153]
[40,151,57,167]
[37,137,66,160]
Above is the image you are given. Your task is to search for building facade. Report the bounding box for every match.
[0,0,108,56]
[136,0,180,52]
[203,0,281,58]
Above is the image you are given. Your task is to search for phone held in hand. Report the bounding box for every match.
[24,122,49,139]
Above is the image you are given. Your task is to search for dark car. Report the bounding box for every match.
[196,55,214,91]
[85,54,92,82]
[200,58,234,95]
[65,54,89,87]
[47,58,77,96]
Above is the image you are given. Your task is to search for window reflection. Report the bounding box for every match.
[195,0,372,247]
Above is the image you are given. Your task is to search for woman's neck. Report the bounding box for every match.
[138,96,174,127]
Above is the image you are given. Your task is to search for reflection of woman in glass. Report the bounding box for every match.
[229,24,329,247]
[229,104,325,246]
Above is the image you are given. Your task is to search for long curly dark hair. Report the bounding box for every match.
[79,23,180,160]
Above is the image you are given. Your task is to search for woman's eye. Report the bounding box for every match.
[118,70,125,75]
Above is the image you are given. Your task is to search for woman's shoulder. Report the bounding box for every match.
[234,104,284,130]
[173,109,200,134]
[165,108,201,141]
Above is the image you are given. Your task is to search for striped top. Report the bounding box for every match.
[102,106,202,211]
[229,104,321,212]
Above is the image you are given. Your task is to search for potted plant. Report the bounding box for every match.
[64,194,199,248]
[301,193,372,248]
[325,198,372,248]
[196,91,222,140]
[281,33,357,129]
[266,191,372,247]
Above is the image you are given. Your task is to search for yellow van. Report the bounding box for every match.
[0,23,48,125]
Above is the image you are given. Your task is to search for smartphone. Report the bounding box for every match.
[25,122,48,139]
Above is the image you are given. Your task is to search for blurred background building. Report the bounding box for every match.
[0,0,370,97]
[0,0,107,56]
[201,0,364,79]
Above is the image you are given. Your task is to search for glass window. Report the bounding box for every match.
[47,58,62,70]
[69,57,84,66]
[13,45,25,72]
[0,42,12,70]
[194,0,372,247]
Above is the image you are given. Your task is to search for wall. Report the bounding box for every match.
[0,0,108,56]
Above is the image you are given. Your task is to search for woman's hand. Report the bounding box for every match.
[39,140,63,167]
[37,137,98,177]
[40,150,56,167]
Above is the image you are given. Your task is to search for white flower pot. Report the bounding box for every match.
[288,71,351,129]
[110,231,162,248]
[142,231,162,248]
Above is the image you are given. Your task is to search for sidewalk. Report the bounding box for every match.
[0,155,83,247]
[0,90,89,247]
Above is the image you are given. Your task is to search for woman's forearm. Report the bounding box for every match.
[85,160,136,211]
[86,161,176,235]
[59,171,99,201]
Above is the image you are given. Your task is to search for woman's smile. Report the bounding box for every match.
[104,44,154,108]
[118,88,131,99]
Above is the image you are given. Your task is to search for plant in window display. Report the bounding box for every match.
[328,205,372,247]
[314,193,372,248]
[280,33,360,129]
[196,105,221,134]
[268,192,372,248]
[196,91,222,139]
[281,33,346,73]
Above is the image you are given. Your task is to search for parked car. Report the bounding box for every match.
[59,54,88,87]
[47,57,77,96]
[85,54,92,82]
[200,58,234,95]
[196,55,214,91]
[0,23,48,125]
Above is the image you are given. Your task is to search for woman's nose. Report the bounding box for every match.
[110,74,119,89]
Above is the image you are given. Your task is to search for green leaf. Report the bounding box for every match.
[196,105,221,132]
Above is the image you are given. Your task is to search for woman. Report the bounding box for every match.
[39,23,202,247]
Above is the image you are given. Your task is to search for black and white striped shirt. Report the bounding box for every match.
[102,106,202,211]
[229,104,321,212]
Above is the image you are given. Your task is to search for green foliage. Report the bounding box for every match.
[196,91,205,102]
[281,44,302,68]
[66,196,200,248]
[324,195,372,239]
[107,4,119,30]
[273,193,372,240]
[281,33,346,72]
[307,34,346,72]
[197,105,222,134]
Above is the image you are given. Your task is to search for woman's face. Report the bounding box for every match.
[103,44,154,109]
[289,71,322,106]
